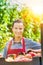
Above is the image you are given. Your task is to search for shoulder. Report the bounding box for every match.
[24,37,33,45]
[24,38,41,49]
[24,37,33,43]
[24,37,41,45]
[5,38,13,48]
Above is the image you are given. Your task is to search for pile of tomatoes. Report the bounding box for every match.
[5,50,39,62]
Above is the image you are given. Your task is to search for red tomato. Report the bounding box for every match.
[29,52,37,57]
[25,54,32,59]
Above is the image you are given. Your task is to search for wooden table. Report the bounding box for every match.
[0,57,41,65]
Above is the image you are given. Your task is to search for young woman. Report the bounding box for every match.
[3,19,41,60]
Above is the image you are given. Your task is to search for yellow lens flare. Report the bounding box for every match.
[32,6,43,15]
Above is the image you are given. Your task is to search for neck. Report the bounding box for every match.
[14,36,23,42]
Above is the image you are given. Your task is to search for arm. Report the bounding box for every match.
[31,49,41,53]
[26,38,41,57]
[32,49,41,57]
[29,39,41,49]
[3,42,9,58]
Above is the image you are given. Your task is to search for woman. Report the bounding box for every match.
[3,19,41,60]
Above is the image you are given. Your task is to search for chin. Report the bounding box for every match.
[16,35,21,37]
[18,36,22,37]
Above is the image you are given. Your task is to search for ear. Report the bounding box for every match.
[23,25,25,30]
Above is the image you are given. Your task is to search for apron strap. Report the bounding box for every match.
[8,39,13,50]
[22,37,25,52]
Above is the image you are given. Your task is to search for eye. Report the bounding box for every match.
[19,28,22,30]
[15,27,18,29]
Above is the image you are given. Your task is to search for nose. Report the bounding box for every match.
[17,29,20,32]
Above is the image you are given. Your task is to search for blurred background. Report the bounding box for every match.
[0,0,43,52]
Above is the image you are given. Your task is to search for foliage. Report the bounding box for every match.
[0,0,20,51]
[20,7,41,41]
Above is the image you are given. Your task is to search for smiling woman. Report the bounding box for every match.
[0,0,42,63]
[2,19,41,62]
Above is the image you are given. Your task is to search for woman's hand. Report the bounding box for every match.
[5,57,14,62]
[31,49,42,57]
[0,53,3,58]
[27,49,41,57]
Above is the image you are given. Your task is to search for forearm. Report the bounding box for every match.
[32,49,41,53]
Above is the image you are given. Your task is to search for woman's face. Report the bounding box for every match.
[12,22,24,37]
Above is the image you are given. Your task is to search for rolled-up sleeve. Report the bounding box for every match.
[25,38,41,50]
[3,42,9,58]
[29,40,41,49]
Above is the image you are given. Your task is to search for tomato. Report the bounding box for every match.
[25,54,32,59]
[29,52,37,57]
